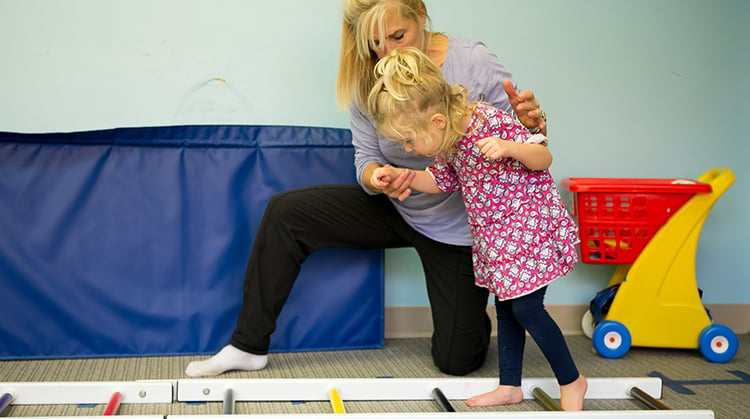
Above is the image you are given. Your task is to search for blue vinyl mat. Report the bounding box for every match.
[0,125,384,359]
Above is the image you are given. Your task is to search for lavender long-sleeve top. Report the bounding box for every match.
[351,37,515,246]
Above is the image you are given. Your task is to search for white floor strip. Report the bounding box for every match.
[0,381,173,404]
[0,378,715,418]
[9,412,716,419]
[169,412,714,418]
[177,377,661,401]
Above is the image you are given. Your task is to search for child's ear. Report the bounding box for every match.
[431,113,447,130]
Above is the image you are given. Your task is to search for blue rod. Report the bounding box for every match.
[0,392,15,415]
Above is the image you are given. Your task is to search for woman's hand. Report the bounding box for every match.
[371,164,415,201]
[503,80,546,133]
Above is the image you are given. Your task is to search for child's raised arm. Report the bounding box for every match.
[475,136,552,171]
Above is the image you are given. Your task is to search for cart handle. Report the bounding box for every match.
[696,167,735,195]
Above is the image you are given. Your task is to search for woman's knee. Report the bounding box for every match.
[433,347,488,376]
[263,189,310,226]
[432,316,491,376]
[266,189,298,213]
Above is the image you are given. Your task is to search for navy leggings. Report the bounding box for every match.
[495,286,579,386]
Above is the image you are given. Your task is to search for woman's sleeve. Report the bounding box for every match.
[350,105,387,192]
[468,42,515,114]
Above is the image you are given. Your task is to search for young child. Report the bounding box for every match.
[367,48,588,411]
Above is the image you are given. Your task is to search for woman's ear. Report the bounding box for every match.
[431,113,447,130]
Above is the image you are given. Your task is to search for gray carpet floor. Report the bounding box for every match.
[1,334,748,417]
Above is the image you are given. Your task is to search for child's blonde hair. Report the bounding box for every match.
[367,47,475,156]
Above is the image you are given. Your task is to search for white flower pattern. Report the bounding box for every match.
[428,105,580,300]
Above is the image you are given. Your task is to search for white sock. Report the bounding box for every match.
[185,344,268,377]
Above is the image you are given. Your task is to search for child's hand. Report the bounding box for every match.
[371,166,395,189]
[475,137,511,160]
[372,165,415,201]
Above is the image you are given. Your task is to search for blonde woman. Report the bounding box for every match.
[186,0,547,378]
[369,47,586,410]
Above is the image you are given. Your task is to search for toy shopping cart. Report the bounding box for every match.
[561,167,738,362]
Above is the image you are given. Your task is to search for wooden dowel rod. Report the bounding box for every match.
[532,387,563,411]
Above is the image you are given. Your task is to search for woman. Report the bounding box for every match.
[185,0,547,378]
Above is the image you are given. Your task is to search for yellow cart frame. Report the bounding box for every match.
[563,168,738,362]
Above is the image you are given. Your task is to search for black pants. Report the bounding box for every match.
[229,184,491,375]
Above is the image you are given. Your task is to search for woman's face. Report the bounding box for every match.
[371,11,425,59]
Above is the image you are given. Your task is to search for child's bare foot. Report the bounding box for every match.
[560,375,587,411]
[466,385,523,407]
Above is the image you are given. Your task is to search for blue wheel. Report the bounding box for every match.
[592,320,631,359]
[699,324,739,363]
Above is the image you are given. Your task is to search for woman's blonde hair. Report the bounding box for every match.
[367,47,475,156]
[336,0,431,110]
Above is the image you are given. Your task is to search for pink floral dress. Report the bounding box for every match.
[428,104,579,300]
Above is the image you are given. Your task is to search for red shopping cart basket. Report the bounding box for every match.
[561,177,712,264]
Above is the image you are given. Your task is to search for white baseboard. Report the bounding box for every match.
[384,304,750,338]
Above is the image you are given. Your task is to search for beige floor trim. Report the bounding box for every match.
[384,304,750,338]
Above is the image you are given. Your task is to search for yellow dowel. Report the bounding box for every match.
[329,388,346,414]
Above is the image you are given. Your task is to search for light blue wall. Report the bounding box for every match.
[1,0,748,306]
